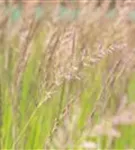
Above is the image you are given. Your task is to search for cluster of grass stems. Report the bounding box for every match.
[1,0,135,149]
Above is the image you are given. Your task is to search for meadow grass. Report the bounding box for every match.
[1,1,135,149]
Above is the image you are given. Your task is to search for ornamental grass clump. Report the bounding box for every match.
[0,0,135,149]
